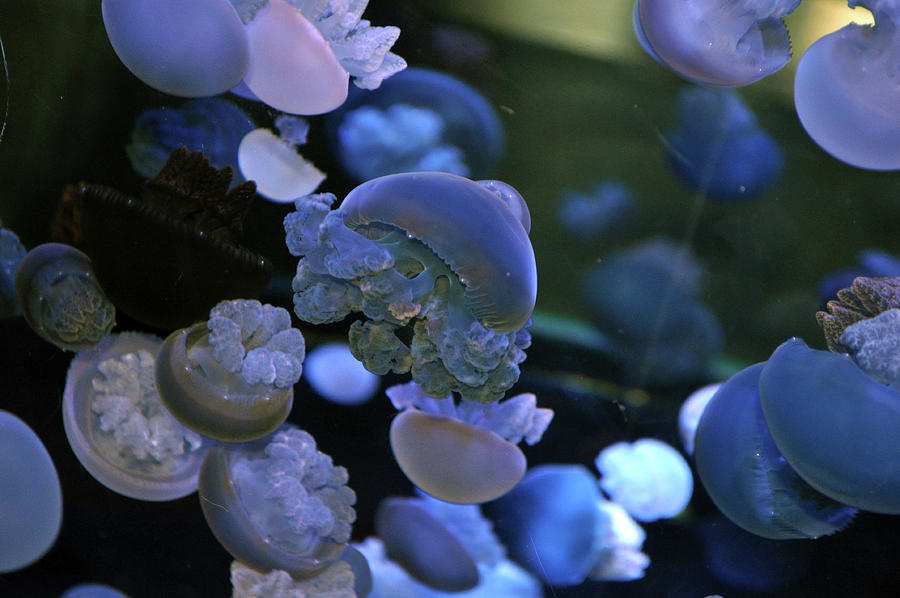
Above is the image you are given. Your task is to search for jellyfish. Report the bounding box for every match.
[326,68,505,181]
[126,97,255,181]
[634,0,800,86]
[794,0,900,170]
[198,425,356,577]
[155,299,304,442]
[817,249,900,306]
[62,332,212,500]
[101,0,250,97]
[237,123,325,204]
[666,87,783,200]
[678,382,721,455]
[386,381,553,504]
[14,243,116,352]
[61,584,130,598]
[231,0,406,115]
[303,342,380,406]
[0,223,25,317]
[52,148,272,330]
[595,438,693,522]
[230,560,355,598]
[0,410,62,573]
[557,180,636,241]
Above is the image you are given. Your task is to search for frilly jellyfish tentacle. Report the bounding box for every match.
[758,338,900,513]
[694,362,858,539]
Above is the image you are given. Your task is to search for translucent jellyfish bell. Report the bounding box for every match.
[794,1,900,170]
[101,0,250,97]
[237,127,325,203]
[303,342,380,406]
[62,332,212,501]
[634,0,800,86]
[0,410,62,573]
[0,223,26,317]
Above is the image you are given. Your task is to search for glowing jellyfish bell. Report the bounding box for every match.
[303,342,380,406]
[794,0,900,170]
[101,0,249,97]
[237,128,325,203]
[633,0,800,86]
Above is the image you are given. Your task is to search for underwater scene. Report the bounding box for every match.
[2,0,900,596]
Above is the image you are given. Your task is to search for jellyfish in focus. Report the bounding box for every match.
[0,222,27,317]
[387,381,552,504]
[489,464,649,587]
[817,249,900,306]
[101,0,250,97]
[557,180,636,241]
[230,559,356,598]
[231,0,406,115]
[126,98,255,181]
[633,0,800,86]
[156,299,304,442]
[62,332,211,500]
[15,243,116,352]
[198,425,356,577]
[303,342,380,406]
[327,68,505,182]
[0,410,62,573]
[284,172,537,403]
[52,148,272,329]
[794,0,900,170]
[666,87,783,200]
[595,438,693,522]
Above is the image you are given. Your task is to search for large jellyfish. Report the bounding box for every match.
[794,0,900,170]
[284,172,537,403]
[633,0,800,86]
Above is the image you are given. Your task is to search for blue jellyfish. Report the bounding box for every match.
[61,584,130,598]
[126,98,255,181]
[817,249,900,306]
[198,425,356,577]
[63,332,212,501]
[0,410,62,573]
[0,222,26,317]
[794,1,900,170]
[633,0,800,86]
[231,0,406,115]
[303,342,380,406]
[15,243,116,352]
[101,0,250,97]
[678,382,721,455]
[284,172,537,403]
[155,299,305,442]
[557,180,637,241]
[666,87,783,200]
[327,68,505,182]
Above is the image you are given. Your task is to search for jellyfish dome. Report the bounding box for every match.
[0,223,26,317]
[303,342,380,406]
[794,1,900,170]
[237,127,325,204]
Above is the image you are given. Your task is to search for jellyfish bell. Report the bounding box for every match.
[237,128,325,203]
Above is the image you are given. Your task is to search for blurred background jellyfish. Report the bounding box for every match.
[595,438,693,522]
[126,98,255,181]
[156,299,304,442]
[633,0,800,86]
[62,332,212,501]
[0,222,26,318]
[678,382,721,456]
[232,0,406,115]
[61,584,131,598]
[0,410,62,573]
[303,342,380,406]
[101,0,250,97]
[198,424,356,577]
[284,172,537,403]
[817,249,900,306]
[794,0,900,170]
[666,87,783,200]
[15,243,116,352]
[237,116,325,204]
[557,180,636,242]
[489,464,649,587]
[52,148,272,330]
[326,67,505,182]
[583,237,724,386]
[386,381,553,504]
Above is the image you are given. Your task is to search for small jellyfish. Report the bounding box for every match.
[155,299,303,442]
[678,382,721,455]
[666,87,783,200]
[633,0,800,86]
[557,180,636,241]
[327,68,505,181]
[101,0,250,97]
[387,381,553,504]
[794,1,900,170]
[0,410,62,573]
[237,125,325,204]
[232,0,406,115]
[15,243,115,351]
[126,97,255,181]
[61,584,131,598]
[62,332,211,501]
[1,223,27,317]
[198,425,356,577]
[303,342,380,406]
[284,172,537,403]
[52,148,272,330]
